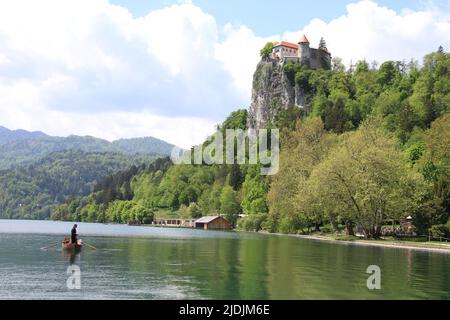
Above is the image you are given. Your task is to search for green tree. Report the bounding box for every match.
[260,42,276,60]
[267,118,337,233]
[241,166,268,215]
[221,109,248,131]
[188,202,203,219]
[220,185,241,225]
[307,119,428,238]
[418,114,450,219]
[318,37,328,51]
[410,51,450,127]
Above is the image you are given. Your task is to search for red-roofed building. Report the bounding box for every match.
[299,35,310,44]
[271,34,331,70]
[272,41,299,59]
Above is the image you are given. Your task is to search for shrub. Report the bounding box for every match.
[278,215,307,234]
[430,224,449,238]
[188,202,203,219]
[320,225,334,234]
[238,214,267,232]
[260,42,275,59]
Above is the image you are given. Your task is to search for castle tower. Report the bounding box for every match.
[298,34,310,66]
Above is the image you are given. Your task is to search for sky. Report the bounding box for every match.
[110,0,450,36]
[0,0,449,148]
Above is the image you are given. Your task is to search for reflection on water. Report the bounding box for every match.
[62,249,80,265]
[0,219,450,299]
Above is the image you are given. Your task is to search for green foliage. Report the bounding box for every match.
[0,132,173,170]
[198,179,224,214]
[377,61,402,88]
[278,215,308,234]
[417,114,450,218]
[282,51,449,146]
[241,166,268,215]
[332,57,346,72]
[111,137,176,157]
[410,51,450,127]
[220,185,241,225]
[238,214,267,232]
[0,150,144,220]
[188,202,203,219]
[283,62,302,85]
[13,50,450,239]
[268,118,337,234]
[50,157,171,222]
[430,224,449,238]
[272,107,303,130]
[104,200,153,224]
[405,140,426,164]
[268,117,435,238]
[221,109,248,131]
[260,42,276,59]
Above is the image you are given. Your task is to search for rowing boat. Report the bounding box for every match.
[62,238,83,252]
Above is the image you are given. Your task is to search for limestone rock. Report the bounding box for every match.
[247,59,305,130]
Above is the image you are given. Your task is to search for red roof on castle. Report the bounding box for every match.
[299,35,310,43]
[274,41,299,50]
[274,35,310,49]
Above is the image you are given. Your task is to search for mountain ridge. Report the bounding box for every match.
[0,126,176,170]
[0,125,174,147]
[0,125,48,144]
[0,149,153,220]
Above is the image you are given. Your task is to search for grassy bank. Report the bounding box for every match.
[278,232,450,253]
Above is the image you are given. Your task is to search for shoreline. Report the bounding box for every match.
[4,218,450,254]
[265,232,450,254]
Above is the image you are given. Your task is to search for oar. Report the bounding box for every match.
[40,243,59,250]
[83,241,97,250]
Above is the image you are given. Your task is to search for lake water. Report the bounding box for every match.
[1,219,450,300]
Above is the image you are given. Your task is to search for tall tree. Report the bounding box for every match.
[318,37,328,51]
[220,185,241,225]
[241,166,268,215]
[307,119,428,238]
[267,118,336,233]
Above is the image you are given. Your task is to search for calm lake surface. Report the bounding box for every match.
[1,219,450,300]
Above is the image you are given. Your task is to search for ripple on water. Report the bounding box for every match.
[1,220,450,299]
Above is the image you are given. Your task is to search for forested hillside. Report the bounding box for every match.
[54,49,449,238]
[0,129,175,170]
[0,150,154,220]
[50,157,172,223]
[0,126,47,145]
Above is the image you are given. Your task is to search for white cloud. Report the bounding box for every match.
[215,25,276,102]
[281,0,450,65]
[0,98,216,148]
[0,0,449,149]
[0,0,244,148]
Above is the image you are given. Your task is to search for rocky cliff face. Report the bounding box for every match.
[247,59,305,130]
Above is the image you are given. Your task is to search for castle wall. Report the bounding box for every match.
[273,46,298,59]
[271,39,332,70]
[283,56,300,64]
[298,43,310,65]
[309,49,318,69]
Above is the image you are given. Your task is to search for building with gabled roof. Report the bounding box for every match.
[194,216,231,230]
[272,34,331,70]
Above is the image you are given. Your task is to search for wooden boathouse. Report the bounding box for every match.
[194,216,231,231]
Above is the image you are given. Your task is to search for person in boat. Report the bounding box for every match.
[71,224,78,244]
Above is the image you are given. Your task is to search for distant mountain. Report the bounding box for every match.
[0,126,176,170]
[0,126,48,144]
[0,150,151,220]
[111,137,175,156]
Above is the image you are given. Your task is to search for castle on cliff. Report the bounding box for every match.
[271,34,331,69]
[247,35,333,130]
